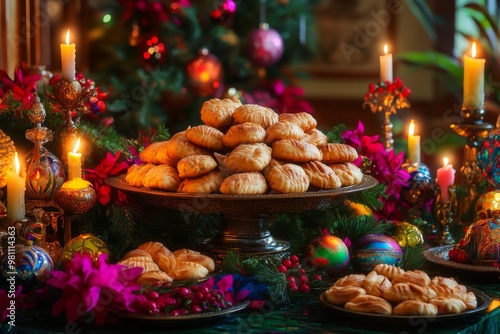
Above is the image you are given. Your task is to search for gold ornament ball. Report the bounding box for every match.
[475,190,500,220]
[392,221,424,248]
[346,200,373,217]
[54,180,97,214]
[60,234,109,265]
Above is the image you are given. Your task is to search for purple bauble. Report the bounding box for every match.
[246,23,284,67]
[351,234,403,273]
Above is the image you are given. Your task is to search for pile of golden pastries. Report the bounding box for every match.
[118,241,215,285]
[125,98,363,194]
[325,264,477,316]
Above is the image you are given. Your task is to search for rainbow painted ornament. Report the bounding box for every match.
[460,218,500,266]
[60,234,109,265]
[304,235,350,273]
[351,234,402,273]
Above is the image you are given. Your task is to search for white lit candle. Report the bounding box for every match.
[436,157,456,202]
[61,29,76,80]
[7,152,25,221]
[408,119,420,164]
[463,42,485,108]
[68,137,82,181]
[379,44,393,82]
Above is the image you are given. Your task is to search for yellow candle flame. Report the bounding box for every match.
[384,44,388,55]
[73,137,81,153]
[408,119,416,136]
[65,29,71,45]
[443,157,449,166]
[14,152,20,175]
[471,42,477,58]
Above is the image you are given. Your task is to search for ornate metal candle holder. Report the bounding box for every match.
[46,79,95,166]
[433,185,457,245]
[363,78,411,151]
[450,106,492,231]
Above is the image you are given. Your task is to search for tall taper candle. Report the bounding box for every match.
[68,137,82,181]
[6,152,25,221]
[380,44,393,82]
[408,119,420,164]
[61,29,76,80]
[463,42,485,108]
[436,157,455,202]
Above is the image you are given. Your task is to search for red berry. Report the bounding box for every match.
[402,87,411,97]
[170,310,180,316]
[377,87,385,94]
[299,284,310,293]
[290,255,299,263]
[288,282,298,293]
[384,81,391,87]
[286,276,296,284]
[291,262,300,269]
[299,268,306,275]
[368,83,376,94]
[282,259,292,268]
[314,275,322,281]
[176,287,190,297]
[146,300,159,314]
[177,309,188,315]
[277,265,288,273]
[299,275,309,285]
[146,291,159,301]
[191,305,202,313]
[364,93,372,101]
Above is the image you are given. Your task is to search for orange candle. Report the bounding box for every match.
[463,42,485,108]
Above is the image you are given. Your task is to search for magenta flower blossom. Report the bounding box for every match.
[46,253,143,325]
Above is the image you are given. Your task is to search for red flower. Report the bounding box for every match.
[0,68,40,111]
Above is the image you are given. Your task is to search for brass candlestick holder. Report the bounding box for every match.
[450,106,492,231]
[434,185,457,245]
[363,79,411,151]
[46,79,95,166]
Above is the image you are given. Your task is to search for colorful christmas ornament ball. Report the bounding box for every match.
[460,218,500,266]
[304,235,350,273]
[60,234,109,265]
[392,221,424,248]
[246,23,284,67]
[1,244,53,291]
[351,234,402,273]
[186,49,223,97]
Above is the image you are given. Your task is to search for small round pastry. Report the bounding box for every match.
[344,295,392,315]
[177,155,217,178]
[462,291,477,310]
[373,264,405,281]
[272,139,322,163]
[278,112,317,132]
[430,297,467,314]
[222,122,266,148]
[264,121,306,145]
[143,164,182,192]
[226,143,272,173]
[328,162,364,186]
[177,170,225,193]
[169,261,209,280]
[266,163,309,193]
[173,249,215,272]
[165,138,210,161]
[391,270,431,286]
[125,163,155,187]
[300,161,341,189]
[185,124,225,151]
[220,172,268,195]
[304,128,329,146]
[333,274,366,288]
[320,143,358,164]
[137,270,173,285]
[383,283,437,303]
[233,104,278,129]
[325,286,366,305]
[139,141,177,166]
[200,98,241,129]
[393,300,438,316]
[361,271,392,297]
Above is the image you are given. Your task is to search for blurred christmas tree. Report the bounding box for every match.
[87,0,318,136]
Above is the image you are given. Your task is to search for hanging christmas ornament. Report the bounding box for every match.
[392,221,424,248]
[186,48,223,97]
[59,234,109,265]
[246,23,284,67]
[304,235,350,274]
[140,34,167,68]
[0,129,16,189]
[211,0,237,25]
[351,234,402,273]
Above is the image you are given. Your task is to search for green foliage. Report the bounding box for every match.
[400,244,426,270]
[326,124,347,143]
[348,183,386,211]
[333,214,391,245]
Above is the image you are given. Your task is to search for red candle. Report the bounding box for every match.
[436,157,455,202]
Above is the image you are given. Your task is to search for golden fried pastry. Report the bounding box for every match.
[272,139,322,163]
[118,257,160,274]
[325,286,366,305]
[138,241,173,261]
[266,163,309,193]
[430,297,467,314]
[220,172,268,194]
[143,164,182,191]
[200,98,241,129]
[226,143,272,173]
[222,122,266,148]
[122,249,152,260]
[361,271,392,297]
[428,284,462,300]
[373,264,405,281]
[344,295,392,315]
[333,274,366,288]
[320,143,358,164]
[261,159,282,179]
[165,138,210,161]
[139,141,177,166]
[185,125,225,151]
[383,283,436,303]
[137,270,174,285]
[393,300,438,316]
[462,291,477,310]
[169,261,209,280]
[430,276,459,290]
[454,284,468,295]
[278,112,317,132]
[125,163,155,187]
[170,130,189,142]
[391,270,431,287]
[233,104,278,129]
[304,128,329,146]
[328,162,364,187]
[173,249,215,272]
[177,170,225,193]
[157,254,177,273]
[264,121,306,145]
[177,155,217,178]
[300,161,341,189]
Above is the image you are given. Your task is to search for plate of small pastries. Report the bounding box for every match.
[106,98,377,214]
[320,264,491,323]
[423,245,500,273]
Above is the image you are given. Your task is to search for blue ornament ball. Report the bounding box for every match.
[1,244,53,291]
[304,235,350,273]
[351,234,402,273]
